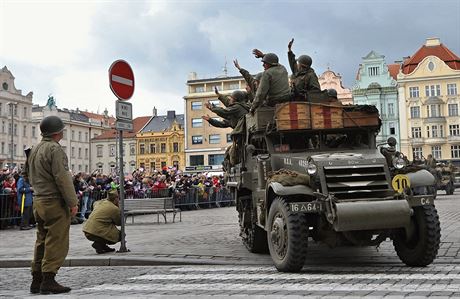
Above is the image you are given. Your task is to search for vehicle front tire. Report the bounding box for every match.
[267,197,308,272]
[393,205,441,266]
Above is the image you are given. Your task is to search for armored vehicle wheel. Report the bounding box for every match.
[243,206,269,253]
[393,205,440,266]
[267,197,308,272]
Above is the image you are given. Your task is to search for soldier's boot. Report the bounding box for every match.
[30,271,42,294]
[39,272,71,294]
[92,241,107,254]
[103,244,116,252]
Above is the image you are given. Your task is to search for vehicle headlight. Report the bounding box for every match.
[393,157,407,169]
[307,162,317,175]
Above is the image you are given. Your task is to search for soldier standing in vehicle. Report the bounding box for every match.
[287,38,321,97]
[425,154,437,168]
[233,59,263,103]
[24,115,78,294]
[249,50,291,114]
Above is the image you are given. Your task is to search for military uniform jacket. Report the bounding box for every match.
[239,68,256,102]
[210,102,249,129]
[251,65,291,110]
[83,199,121,243]
[288,51,321,94]
[25,137,78,208]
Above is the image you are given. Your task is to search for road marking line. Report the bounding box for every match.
[112,75,133,86]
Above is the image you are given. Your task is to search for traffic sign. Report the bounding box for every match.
[109,60,135,100]
[116,100,133,121]
[115,120,133,131]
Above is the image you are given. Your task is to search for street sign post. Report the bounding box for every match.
[109,60,135,101]
[109,60,135,253]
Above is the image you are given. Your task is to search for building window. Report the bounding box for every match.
[425,85,441,97]
[410,106,420,118]
[191,118,203,128]
[130,144,135,155]
[448,104,458,116]
[13,144,16,156]
[13,124,17,136]
[1,142,3,154]
[451,145,460,159]
[173,142,179,152]
[194,86,204,93]
[208,154,224,165]
[23,107,27,118]
[229,83,239,90]
[85,132,89,142]
[1,121,4,133]
[447,83,457,96]
[78,131,82,141]
[226,134,232,143]
[139,144,145,155]
[23,125,27,137]
[173,161,179,169]
[368,66,379,76]
[432,145,442,159]
[32,126,36,138]
[160,143,166,153]
[209,100,220,107]
[412,147,422,160]
[150,143,156,154]
[97,146,103,157]
[191,101,202,110]
[411,127,421,138]
[387,103,394,116]
[427,104,441,117]
[109,145,115,157]
[389,122,396,135]
[71,130,75,140]
[449,124,460,136]
[190,155,204,166]
[192,135,203,144]
[209,134,220,144]
[150,162,156,171]
[71,147,75,158]
[431,125,443,138]
[409,87,419,98]
[85,148,88,159]
[78,147,82,158]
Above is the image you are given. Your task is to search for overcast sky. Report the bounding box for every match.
[1,0,459,118]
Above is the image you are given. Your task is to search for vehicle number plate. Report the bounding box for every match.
[289,202,322,213]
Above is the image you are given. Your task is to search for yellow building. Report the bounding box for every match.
[136,110,185,173]
[183,73,246,170]
[398,37,460,161]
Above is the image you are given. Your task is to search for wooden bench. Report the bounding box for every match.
[123,197,181,224]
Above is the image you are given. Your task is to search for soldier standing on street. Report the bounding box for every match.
[24,115,78,294]
[249,49,291,114]
[287,38,321,97]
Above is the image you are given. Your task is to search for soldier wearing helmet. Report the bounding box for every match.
[24,115,78,294]
[233,59,262,103]
[249,49,291,114]
[287,38,321,97]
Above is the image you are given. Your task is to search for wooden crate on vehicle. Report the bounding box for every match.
[311,104,343,129]
[275,102,311,130]
[246,106,275,132]
[343,110,380,127]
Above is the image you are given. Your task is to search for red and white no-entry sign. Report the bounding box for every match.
[109,60,135,100]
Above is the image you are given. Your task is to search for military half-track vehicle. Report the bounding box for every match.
[226,98,441,272]
[434,163,456,195]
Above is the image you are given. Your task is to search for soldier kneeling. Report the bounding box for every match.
[82,190,121,254]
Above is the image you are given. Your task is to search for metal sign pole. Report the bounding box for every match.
[118,129,129,252]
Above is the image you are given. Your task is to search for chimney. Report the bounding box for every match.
[153,106,157,117]
[167,110,175,119]
[425,37,441,47]
[188,72,197,80]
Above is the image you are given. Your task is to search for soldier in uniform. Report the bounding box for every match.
[249,50,291,114]
[203,90,250,168]
[287,38,321,97]
[24,115,78,294]
[82,190,121,254]
[233,59,262,103]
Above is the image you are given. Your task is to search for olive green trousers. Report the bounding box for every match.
[31,199,70,274]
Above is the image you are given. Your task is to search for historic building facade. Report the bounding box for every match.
[352,51,400,147]
[0,66,36,169]
[136,110,185,173]
[91,115,150,175]
[398,37,460,161]
[183,73,246,170]
[318,68,353,105]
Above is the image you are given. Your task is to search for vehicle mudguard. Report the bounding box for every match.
[406,169,436,187]
[268,182,315,197]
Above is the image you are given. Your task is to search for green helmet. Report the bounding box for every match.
[231,90,247,103]
[297,55,312,67]
[261,53,279,66]
[40,115,65,137]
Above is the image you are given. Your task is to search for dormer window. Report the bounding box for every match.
[2,82,7,90]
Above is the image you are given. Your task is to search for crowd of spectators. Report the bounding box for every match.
[1,166,230,229]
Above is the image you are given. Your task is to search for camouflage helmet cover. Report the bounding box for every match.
[231,90,247,103]
[40,115,65,137]
[297,55,312,67]
[261,53,279,66]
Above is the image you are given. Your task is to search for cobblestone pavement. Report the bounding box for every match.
[1,264,460,298]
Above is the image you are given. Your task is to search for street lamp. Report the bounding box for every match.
[6,102,16,170]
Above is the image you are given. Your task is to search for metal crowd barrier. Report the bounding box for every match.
[173,186,234,210]
[0,193,21,229]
